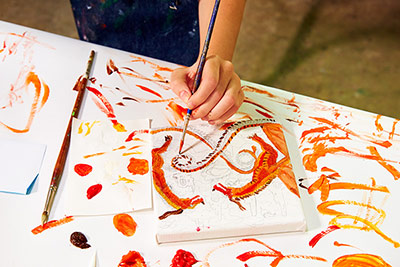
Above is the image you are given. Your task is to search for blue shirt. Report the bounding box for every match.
[70,0,200,66]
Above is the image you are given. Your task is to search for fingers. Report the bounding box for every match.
[170,55,244,124]
[170,66,196,104]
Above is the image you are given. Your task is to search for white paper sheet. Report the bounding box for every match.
[65,118,152,215]
[0,138,46,194]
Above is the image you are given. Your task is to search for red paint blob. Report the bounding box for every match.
[74,163,93,176]
[171,249,198,267]
[86,184,102,199]
[118,251,147,267]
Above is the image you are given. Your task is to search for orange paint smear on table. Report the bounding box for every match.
[0,71,49,133]
[74,163,93,176]
[375,115,384,132]
[309,225,340,248]
[202,238,326,267]
[128,158,149,175]
[136,85,162,98]
[318,200,400,248]
[113,213,137,237]
[118,250,147,267]
[31,216,74,235]
[389,119,399,140]
[332,253,392,267]
[368,146,400,180]
[167,101,187,124]
[87,86,126,132]
[308,174,389,201]
[130,54,174,72]
[310,116,392,148]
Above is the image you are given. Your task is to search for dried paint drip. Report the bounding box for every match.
[127,158,149,175]
[70,231,91,249]
[87,184,102,199]
[113,213,137,237]
[332,253,392,267]
[74,163,93,176]
[170,249,198,267]
[118,251,147,267]
[31,216,74,235]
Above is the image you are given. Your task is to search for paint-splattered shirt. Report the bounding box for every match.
[70,0,200,66]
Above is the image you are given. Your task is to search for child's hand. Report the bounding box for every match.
[171,55,244,125]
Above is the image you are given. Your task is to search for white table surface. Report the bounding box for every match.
[1,20,399,267]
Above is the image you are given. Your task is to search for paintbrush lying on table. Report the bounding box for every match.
[41,50,96,225]
[178,0,221,154]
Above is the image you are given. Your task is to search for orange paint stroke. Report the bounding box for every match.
[368,146,400,180]
[128,145,143,151]
[202,238,326,267]
[318,200,400,248]
[309,117,392,148]
[31,216,74,235]
[125,129,149,142]
[389,119,399,140]
[87,86,126,132]
[375,115,383,132]
[136,85,162,98]
[123,152,142,156]
[129,54,174,73]
[78,121,99,136]
[0,71,50,133]
[332,253,392,267]
[113,176,137,185]
[127,158,149,175]
[113,213,137,237]
[166,101,187,125]
[243,97,275,117]
[308,174,389,201]
[333,241,359,249]
[83,152,106,159]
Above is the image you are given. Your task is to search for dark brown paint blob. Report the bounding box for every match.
[70,231,91,249]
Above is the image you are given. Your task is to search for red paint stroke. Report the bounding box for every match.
[116,102,125,106]
[31,216,74,235]
[87,86,126,132]
[125,129,149,142]
[309,225,340,248]
[136,85,162,98]
[130,54,174,72]
[87,184,102,199]
[74,163,93,176]
[72,75,87,92]
[332,253,392,267]
[127,158,149,175]
[243,97,275,117]
[230,238,326,267]
[118,251,147,267]
[255,108,273,118]
[113,213,137,237]
[171,249,198,267]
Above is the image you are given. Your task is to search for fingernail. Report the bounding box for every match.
[208,121,215,125]
[180,91,189,102]
[187,101,194,110]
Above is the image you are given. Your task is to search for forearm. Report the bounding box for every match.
[198,0,246,61]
